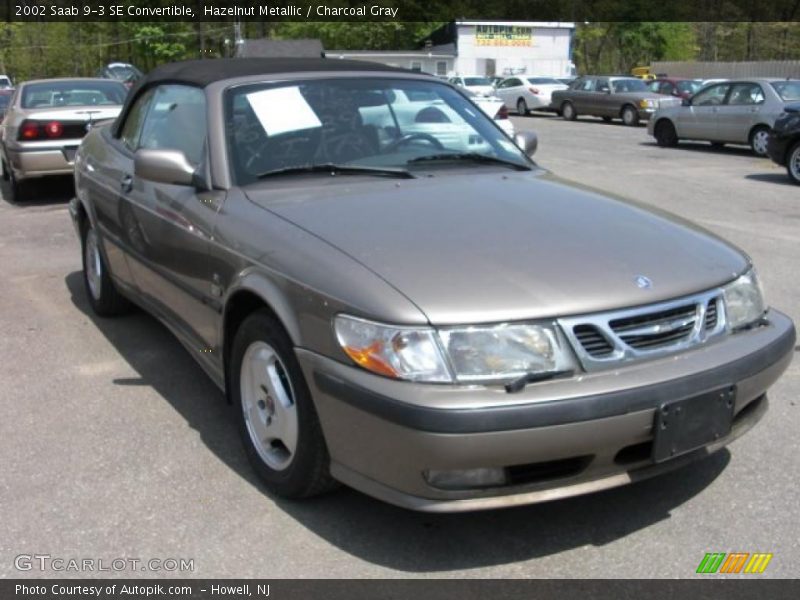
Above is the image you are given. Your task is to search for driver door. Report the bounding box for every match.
[119,84,222,353]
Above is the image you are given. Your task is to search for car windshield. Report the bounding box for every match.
[612,79,649,93]
[527,77,562,85]
[21,81,127,108]
[772,81,800,102]
[676,80,703,95]
[464,77,492,86]
[225,78,530,185]
[0,95,10,108]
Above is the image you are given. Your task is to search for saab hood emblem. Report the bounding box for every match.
[635,275,653,289]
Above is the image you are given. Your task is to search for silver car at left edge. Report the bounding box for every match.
[1,77,127,201]
[69,58,795,512]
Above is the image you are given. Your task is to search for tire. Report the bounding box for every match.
[6,167,27,202]
[787,141,800,185]
[621,105,640,126]
[602,116,613,123]
[1,159,9,181]
[230,310,337,499]
[654,120,679,147]
[749,125,770,157]
[561,101,577,121]
[81,221,132,316]
[516,98,529,116]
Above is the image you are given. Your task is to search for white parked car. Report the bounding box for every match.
[494,76,568,115]
[448,76,496,97]
[462,89,515,137]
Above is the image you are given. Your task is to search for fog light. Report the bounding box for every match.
[424,467,507,490]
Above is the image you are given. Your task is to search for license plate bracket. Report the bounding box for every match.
[62,147,77,163]
[652,385,736,463]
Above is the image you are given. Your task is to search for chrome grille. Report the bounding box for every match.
[704,298,718,330]
[610,303,697,350]
[573,324,614,357]
[559,290,727,371]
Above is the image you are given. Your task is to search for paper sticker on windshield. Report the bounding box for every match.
[246,87,322,136]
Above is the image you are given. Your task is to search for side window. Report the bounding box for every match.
[578,78,596,92]
[727,83,765,106]
[119,89,154,152]
[661,82,675,95]
[692,84,730,106]
[596,79,610,93]
[647,81,660,93]
[138,85,207,166]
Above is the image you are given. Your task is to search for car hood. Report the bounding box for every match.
[244,172,748,325]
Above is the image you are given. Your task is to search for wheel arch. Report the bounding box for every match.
[221,274,303,401]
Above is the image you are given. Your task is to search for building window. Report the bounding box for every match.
[436,61,447,76]
[410,61,422,72]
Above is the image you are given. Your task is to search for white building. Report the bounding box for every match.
[329,21,576,78]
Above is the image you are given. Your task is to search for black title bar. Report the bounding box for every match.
[3,0,800,22]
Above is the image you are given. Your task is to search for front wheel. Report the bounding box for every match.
[654,120,679,147]
[81,222,132,316]
[749,126,770,156]
[787,142,800,185]
[621,105,640,126]
[516,98,529,116]
[561,101,577,121]
[230,310,337,499]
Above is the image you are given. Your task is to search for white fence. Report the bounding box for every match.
[651,60,800,79]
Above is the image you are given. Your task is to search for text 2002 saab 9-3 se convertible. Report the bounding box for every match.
[69,59,795,512]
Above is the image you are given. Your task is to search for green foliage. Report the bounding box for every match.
[0,21,797,82]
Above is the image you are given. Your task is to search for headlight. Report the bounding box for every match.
[335,315,577,384]
[639,99,655,109]
[722,269,766,330]
[439,323,576,383]
[334,315,451,382]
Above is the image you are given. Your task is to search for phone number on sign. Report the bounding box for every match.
[15,4,195,17]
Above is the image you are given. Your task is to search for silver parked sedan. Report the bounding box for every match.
[70,59,794,512]
[0,78,127,201]
[648,78,800,155]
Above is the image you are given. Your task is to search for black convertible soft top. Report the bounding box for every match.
[139,57,412,89]
[112,57,416,137]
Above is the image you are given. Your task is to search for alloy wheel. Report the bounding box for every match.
[240,341,299,471]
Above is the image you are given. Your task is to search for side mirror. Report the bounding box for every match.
[604,88,611,94]
[681,97,691,107]
[134,148,196,187]
[513,130,538,157]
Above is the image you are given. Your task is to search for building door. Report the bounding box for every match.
[486,59,496,77]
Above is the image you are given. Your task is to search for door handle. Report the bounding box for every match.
[120,174,133,193]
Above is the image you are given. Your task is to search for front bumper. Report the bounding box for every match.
[766,131,793,166]
[299,310,794,511]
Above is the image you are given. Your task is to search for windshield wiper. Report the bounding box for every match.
[408,153,532,171]
[504,369,575,394]
[256,163,414,180]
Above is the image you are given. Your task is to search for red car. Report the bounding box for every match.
[647,78,703,100]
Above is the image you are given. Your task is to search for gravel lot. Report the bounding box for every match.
[1,114,797,579]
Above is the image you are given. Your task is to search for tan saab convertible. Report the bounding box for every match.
[70,58,794,512]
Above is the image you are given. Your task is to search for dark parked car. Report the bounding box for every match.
[647,78,704,100]
[0,89,14,122]
[70,58,794,512]
[767,102,800,184]
[551,76,681,126]
[96,62,143,89]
